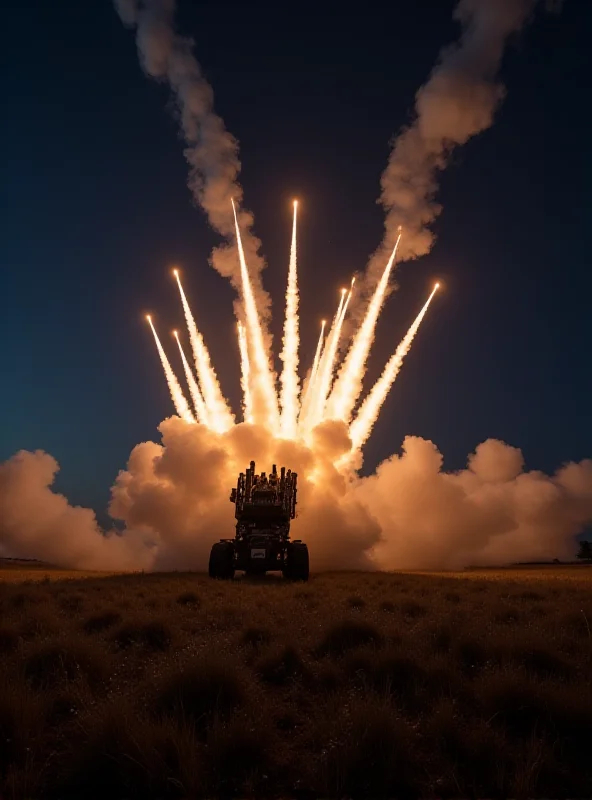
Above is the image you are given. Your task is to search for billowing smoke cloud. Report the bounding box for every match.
[113,0,270,320]
[368,0,554,276]
[0,451,152,570]
[3,423,592,572]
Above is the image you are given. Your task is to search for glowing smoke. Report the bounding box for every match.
[113,0,270,318]
[4,427,592,572]
[370,0,551,274]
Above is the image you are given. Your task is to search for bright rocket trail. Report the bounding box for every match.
[299,319,326,426]
[237,320,254,424]
[306,286,353,432]
[147,212,438,462]
[300,291,345,432]
[327,230,402,423]
[146,316,195,424]
[349,283,440,451]
[232,199,281,433]
[173,330,207,424]
[279,200,300,438]
[174,270,234,433]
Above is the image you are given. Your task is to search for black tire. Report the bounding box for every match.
[284,542,309,581]
[209,542,235,580]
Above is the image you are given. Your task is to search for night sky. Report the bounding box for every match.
[1,0,590,521]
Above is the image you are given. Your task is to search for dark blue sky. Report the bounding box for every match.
[1,0,590,518]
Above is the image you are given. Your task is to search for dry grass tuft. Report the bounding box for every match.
[83,610,121,634]
[112,620,172,651]
[24,640,108,689]
[176,591,200,607]
[255,645,305,686]
[315,619,384,657]
[154,657,244,732]
[2,565,592,797]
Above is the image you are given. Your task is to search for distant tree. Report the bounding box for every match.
[577,541,592,561]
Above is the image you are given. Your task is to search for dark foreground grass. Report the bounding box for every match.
[1,568,592,798]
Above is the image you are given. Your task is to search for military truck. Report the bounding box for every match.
[208,461,309,581]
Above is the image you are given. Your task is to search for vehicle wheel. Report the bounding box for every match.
[209,542,235,579]
[284,542,309,581]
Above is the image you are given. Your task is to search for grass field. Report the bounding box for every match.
[1,564,592,798]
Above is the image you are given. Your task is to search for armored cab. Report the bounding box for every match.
[209,461,309,581]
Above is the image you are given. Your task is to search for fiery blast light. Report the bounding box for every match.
[231,200,281,432]
[300,291,345,432]
[146,316,195,424]
[237,321,254,424]
[173,270,233,432]
[279,200,300,438]
[326,229,402,422]
[173,330,207,424]
[146,207,438,463]
[307,286,353,432]
[349,283,440,453]
[299,319,326,425]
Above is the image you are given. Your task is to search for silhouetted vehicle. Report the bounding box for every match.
[209,461,309,581]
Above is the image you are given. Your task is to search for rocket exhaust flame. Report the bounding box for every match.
[146,317,195,424]
[307,286,354,431]
[349,283,439,452]
[326,230,402,423]
[174,271,234,432]
[232,199,280,432]
[299,319,327,426]
[301,290,347,433]
[237,321,254,424]
[173,330,207,424]
[150,210,437,457]
[279,200,301,438]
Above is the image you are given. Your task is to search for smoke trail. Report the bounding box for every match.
[328,233,401,422]
[299,320,326,429]
[147,316,195,424]
[113,0,270,319]
[301,292,345,432]
[308,288,352,431]
[369,0,550,273]
[349,284,439,451]
[174,271,234,432]
[237,321,254,424]
[279,201,301,439]
[232,201,280,432]
[173,330,207,424]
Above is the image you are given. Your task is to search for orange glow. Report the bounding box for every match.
[326,230,402,423]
